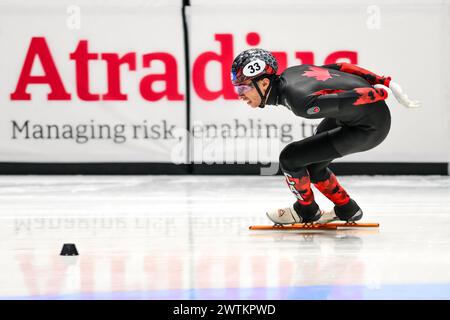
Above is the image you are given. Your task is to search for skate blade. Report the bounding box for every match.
[325,222,379,228]
[249,224,337,230]
[249,222,379,230]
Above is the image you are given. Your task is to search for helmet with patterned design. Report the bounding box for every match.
[231,48,278,85]
[231,48,278,108]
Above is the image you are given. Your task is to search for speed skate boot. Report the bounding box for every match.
[313,170,363,223]
[266,202,322,225]
[266,171,321,225]
[317,199,363,224]
[266,206,301,225]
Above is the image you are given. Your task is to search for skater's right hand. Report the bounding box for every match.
[375,81,421,108]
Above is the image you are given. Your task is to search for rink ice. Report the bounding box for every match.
[0,175,449,299]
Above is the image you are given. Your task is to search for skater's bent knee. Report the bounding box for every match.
[279,144,308,174]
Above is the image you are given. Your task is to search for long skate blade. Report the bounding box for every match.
[325,222,379,228]
[249,222,379,230]
[249,224,337,230]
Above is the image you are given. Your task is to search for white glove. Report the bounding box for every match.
[375,81,421,108]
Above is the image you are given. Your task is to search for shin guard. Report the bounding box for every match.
[283,172,315,206]
[314,172,350,206]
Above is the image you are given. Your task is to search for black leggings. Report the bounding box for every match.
[279,101,391,182]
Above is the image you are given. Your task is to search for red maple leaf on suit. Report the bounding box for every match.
[302,66,337,81]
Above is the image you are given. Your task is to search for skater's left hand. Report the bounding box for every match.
[375,82,421,108]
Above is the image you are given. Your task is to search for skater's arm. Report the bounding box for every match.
[322,62,391,86]
[323,63,420,108]
[292,87,389,119]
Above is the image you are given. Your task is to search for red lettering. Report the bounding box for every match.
[271,52,287,74]
[246,32,260,46]
[11,35,360,103]
[295,52,314,65]
[70,40,100,101]
[193,34,237,101]
[101,52,136,100]
[324,51,358,64]
[140,53,184,101]
[10,37,71,101]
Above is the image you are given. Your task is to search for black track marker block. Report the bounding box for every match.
[60,243,79,256]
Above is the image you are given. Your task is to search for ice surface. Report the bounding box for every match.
[0,175,449,299]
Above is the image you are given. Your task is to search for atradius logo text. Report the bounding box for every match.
[10,32,358,103]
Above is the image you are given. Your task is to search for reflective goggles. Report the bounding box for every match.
[234,83,254,95]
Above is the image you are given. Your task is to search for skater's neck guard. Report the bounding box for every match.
[265,76,281,106]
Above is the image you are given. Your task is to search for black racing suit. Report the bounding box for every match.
[266,63,392,221]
